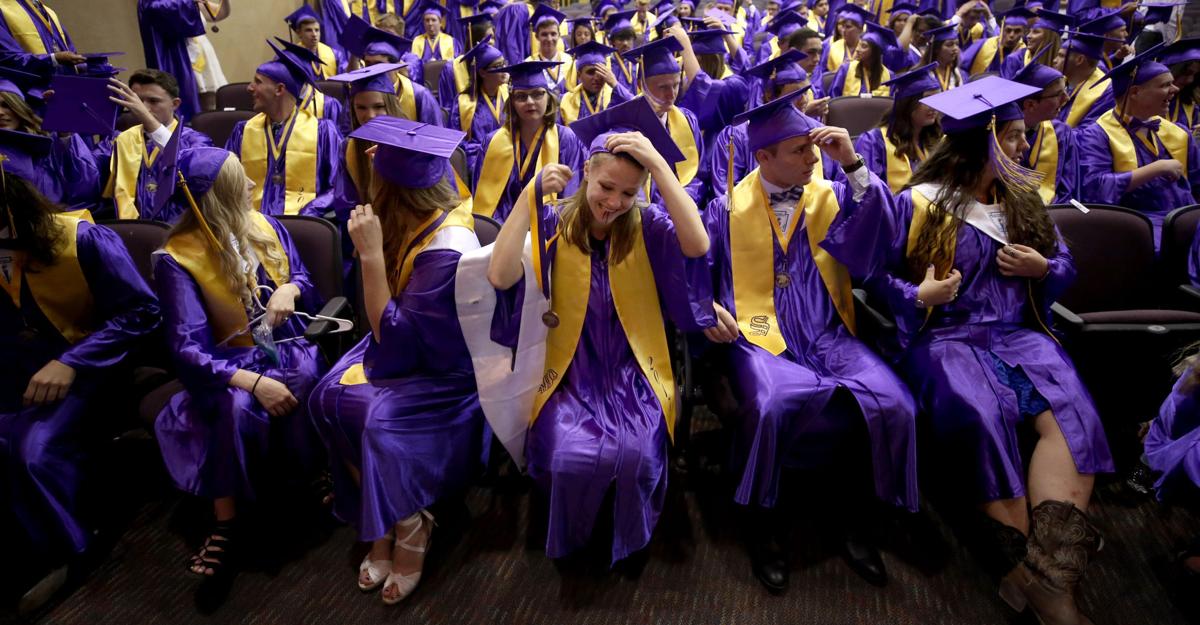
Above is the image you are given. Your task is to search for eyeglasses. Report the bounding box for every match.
[512,89,548,103]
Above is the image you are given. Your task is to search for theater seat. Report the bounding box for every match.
[473,213,500,246]
[423,59,448,96]
[97,219,171,287]
[821,71,836,97]
[189,110,255,148]
[1160,204,1200,301]
[316,80,348,105]
[215,82,253,111]
[451,146,470,187]
[825,96,893,139]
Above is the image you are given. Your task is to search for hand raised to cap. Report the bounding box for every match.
[807,126,857,167]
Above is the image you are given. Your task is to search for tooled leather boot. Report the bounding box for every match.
[999,500,1102,625]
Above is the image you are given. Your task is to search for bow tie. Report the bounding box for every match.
[768,187,803,205]
[1126,117,1161,133]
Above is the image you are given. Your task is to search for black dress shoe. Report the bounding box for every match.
[750,544,790,595]
[842,533,888,587]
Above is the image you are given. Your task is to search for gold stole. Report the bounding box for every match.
[349,0,383,24]
[559,84,612,125]
[473,124,559,218]
[457,84,507,135]
[1096,109,1190,174]
[105,120,178,219]
[729,169,855,356]
[881,127,921,195]
[1065,67,1109,128]
[564,58,578,90]
[393,74,419,120]
[0,0,67,54]
[826,38,847,72]
[340,200,476,385]
[415,33,455,60]
[968,36,1000,77]
[316,42,338,78]
[1,214,95,344]
[163,212,290,348]
[842,61,891,97]
[666,106,699,186]
[906,188,955,328]
[240,109,320,215]
[452,56,470,95]
[531,209,677,437]
[1027,121,1060,205]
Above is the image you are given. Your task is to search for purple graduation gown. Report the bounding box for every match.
[101,126,213,223]
[1022,119,1078,206]
[437,57,463,111]
[153,217,326,500]
[317,0,350,54]
[1075,118,1200,248]
[703,174,920,511]
[1,133,101,212]
[853,128,925,193]
[470,123,584,223]
[1055,83,1114,129]
[872,189,1114,503]
[136,0,205,121]
[649,106,706,208]
[491,1,532,74]
[1145,367,1200,501]
[1,222,159,557]
[679,71,749,196]
[494,202,715,563]
[999,48,1029,80]
[708,121,838,200]
[610,55,639,99]
[224,116,343,217]
[358,240,484,541]
[0,0,73,78]
[450,91,506,175]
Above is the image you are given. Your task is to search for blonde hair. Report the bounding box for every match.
[557,152,648,265]
[170,156,287,311]
[370,174,461,292]
[0,92,44,134]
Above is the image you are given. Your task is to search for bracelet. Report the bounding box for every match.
[251,373,263,394]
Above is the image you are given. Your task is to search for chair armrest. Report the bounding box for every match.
[303,296,351,340]
[1050,302,1084,329]
[1179,284,1200,304]
[852,288,896,332]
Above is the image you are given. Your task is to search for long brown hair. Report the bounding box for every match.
[903,124,1058,279]
[879,93,942,163]
[0,92,44,134]
[370,174,460,292]
[698,53,727,80]
[855,41,885,90]
[1,173,63,269]
[557,152,648,265]
[1030,31,1062,68]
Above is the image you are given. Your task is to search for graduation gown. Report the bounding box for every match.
[1,133,101,212]
[854,127,925,196]
[704,171,919,510]
[1,218,159,558]
[999,47,1036,80]
[317,0,350,54]
[153,217,326,500]
[708,121,838,200]
[450,87,506,174]
[1075,111,1200,248]
[1145,367,1200,501]
[103,123,213,222]
[678,70,750,192]
[225,111,342,217]
[412,32,460,62]
[470,123,584,223]
[491,202,714,562]
[136,0,206,121]
[557,81,633,125]
[491,1,533,75]
[959,36,1018,78]
[1057,68,1114,129]
[827,61,893,98]
[610,53,639,98]
[1022,119,1078,207]
[871,185,1114,502]
[436,55,470,111]
[649,106,705,208]
[0,0,72,78]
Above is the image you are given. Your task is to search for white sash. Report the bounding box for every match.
[913,182,1009,245]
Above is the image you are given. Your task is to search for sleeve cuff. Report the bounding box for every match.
[147,124,172,147]
[846,166,872,201]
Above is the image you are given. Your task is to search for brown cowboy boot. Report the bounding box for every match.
[999,500,1101,625]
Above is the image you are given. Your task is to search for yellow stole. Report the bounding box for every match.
[415,32,456,60]
[531,207,676,436]
[340,200,476,385]
[393,74,419,120]
[163,212,290,348]
[348,0,384,24]
[1026,121,1060,205]
[906,188,953,327]
[1096,109,1190,174]
[240,108,319,215]
[457,84,507,135]
[1171,99,1195,130]
[842,61,891,97]
[968,36,1000,77]
[474,124,559,218]
[728,169,856,356]
[105,120,178,220]
[559,83,612,125]
[315,42,338,79]
[0,0,67,54]
[667,106,699,186]
[1064,66,1109,128]
[452,56,470,95]
[564,58,578,90]
[1,213,94,344]
[881,127,923,195]
[826,38,847,72]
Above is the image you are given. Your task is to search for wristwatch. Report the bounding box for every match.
[843,153,866,173]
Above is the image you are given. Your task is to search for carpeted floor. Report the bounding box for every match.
[15,426,1200,625]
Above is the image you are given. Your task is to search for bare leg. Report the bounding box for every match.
[382,511,432,604]
[213,497,236,522]
[1027,410,1094,511]
[981,497,1030,535]
[190,498,237,576]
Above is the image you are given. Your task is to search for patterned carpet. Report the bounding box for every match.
[14,424,1200,625]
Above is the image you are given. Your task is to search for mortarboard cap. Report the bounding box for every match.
[149,123,182,216]
[652,0,674,14]
[888,3,920,18]
[689,29,734,56]
[1061,30,1117,62]
[568,16,599,32]
[765,10,807,39]
[998,6,1035,28]
[0,128,52,157]
[862,22,899,52]
[924,23,957,43]
[916,7,945,19]
[569,96,686,162]
[734,88,822,152]
[0,66,37,98]
[883,62,940,100]
[594,0,622,17]
[327,62,403,97]
[919,76,1039,133]
[1161,37,1200,67]
[567,41,618,68]
[1142,1,1187,27]
[463,34,506,68]
[530,3,566,30]
[651,7,678,32]
[703,7,737,29]
[678,0,695,9]
[41,74,120,135]
[1078,9,1125,36]
[284,5,321,30]
[479,0,505,14]
[1030,11,1073,34]
[349,116,465,188]
[746,48,810,89]
[80,51,125,78]
[604,9,638,34]
[680,17,707,31]
[460,12,495,28]
[1094,41,1169,97]
[835,4,872,26]
[344,16,413,60]
[1010,61,1064,90]
[255,38,318,99]
[489,60,561,90]
[623,36,682,77]
[177,147,232,200]
[417,0,449,20]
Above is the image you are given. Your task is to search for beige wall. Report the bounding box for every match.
[51,0,299,85]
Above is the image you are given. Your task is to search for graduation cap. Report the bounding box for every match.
[255,38,317,100]
[652,0,674,14]
[1078,9,1126,36]
[680,17,708,31]
[1061,30,1119,62]
[623,36,682,77]
[689,29,734,56]
[479,0,505,15]
[1161,38,1200,67]
[284,5,321,30]
[79,51,125,78]
[463,34,506,69]
[888,3,920,18]
[489,60,562,90]
[883,62,939,100]
[835,4,872,26]
[417,0,450,20]
[651,7,678,33]
[1093,41,1169,97]
[0,66,38,98]
[460,12,495,28]
[175,147,234,249]
[765,10,807,38]
[530,3,566,30]
[746,49,810,93]
[566,41,618,68]
[862,22,899,52]
[603,9,638,35]
[149,122,182,217]
[343,15,413,60]
[916,7,945,19]
[924,23,957,43]
[567,16,599,32]
[733,89,821,153]
[594,0,623,17]
[703,7,736,28]
[348,116,465,188]
[568,96,686,162]
[273,37,325,68]
[327,62,404,97]
[1010,61,1064,90]
[1142,0,1187,27]
[0,128,53,157]
[1029,11,1073,35]
[41,74,120,135]
[920,76,1039,133]
[998,6,1035,28]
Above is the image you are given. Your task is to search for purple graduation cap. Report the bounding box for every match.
[746,48,810,92]
[79,51,125,78]
[882,62,940,100]
[834,4,872,27]
[652,0,674,15]
[253,39,317,100]
[327,62,404,97]
[460,12,495,30]
[1093,41,1169,98]
[0,66,38,98]
[284,5,322,30]
[1061,30,1119,62]
[919,76,1039,133]
[689,29,735,56]
[273,37,326,68]
[0,128,52,157]
[42,73,121,135]
[489,60,562,90]
[417,0,450,21]
[888,3,920,18]
[603,9,638,35]
[463,34,506,69]
[1142,1,1187,27]
[623,37,683,78]
[1010,60,1064,90]
[479,0,505,15]
[680,17,708,31]
[566,41,618,68]
[348,116,466,188]
[703,7,736,28]
[1078,9,1126,36]
[765,10,807,39]
[651,7,678,33]
[568,96,686,162]
[862,22,899,53]
[343,16,413,61]
[923,23,957,43]
[530,3,567,30]
[148,122,182,217]
[997,6,1035,29]
[567,16,599,34]
[177,147,231,199]
[733,88,822,153]
[1161,38,1200,67]
[1029,11,1074,35]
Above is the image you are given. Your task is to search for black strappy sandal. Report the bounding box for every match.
[189,520,237,578]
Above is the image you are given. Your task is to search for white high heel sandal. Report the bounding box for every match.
[381,509,434,605]
[358,553,392,592]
